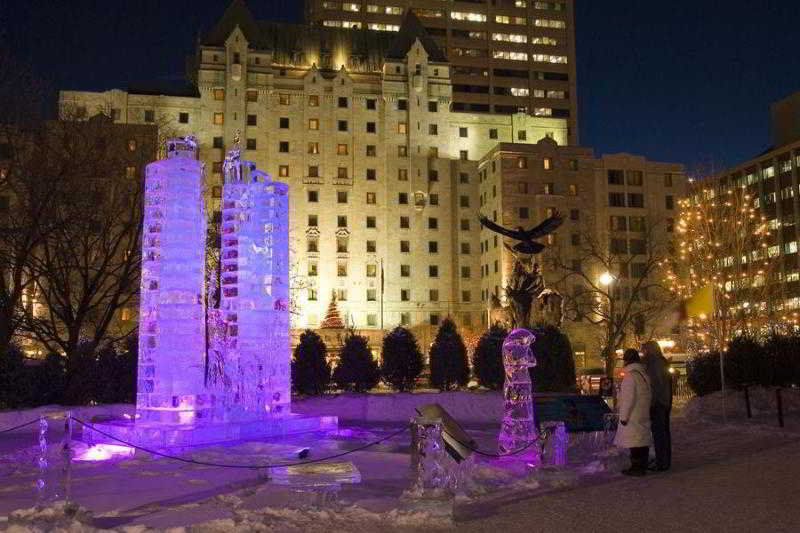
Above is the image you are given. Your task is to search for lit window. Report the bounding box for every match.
[398,122,407,134]
[213,112,224,125]
[308,118,319,130]
[279,93,290,105]
[543,157,552,170]
[308,95,319,107]
[308,142,319,154]
[213,88,225,100]
[337,143,349,155]
[279,165,289,177]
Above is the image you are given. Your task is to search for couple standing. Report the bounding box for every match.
[614,341,672,476]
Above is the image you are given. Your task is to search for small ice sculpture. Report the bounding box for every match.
[36,416,48,503]
[498,328,537,458]
[221,144,290,418]
[540,421,567,466]
[137,136,208,425]
[411,417,450,494]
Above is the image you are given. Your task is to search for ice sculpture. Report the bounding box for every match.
[221,144,290,418]
[540,421,567,466]
[410,416,449,494]
[137,137,208,425]
[498,328,538,459]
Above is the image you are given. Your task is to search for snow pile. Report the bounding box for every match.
[685,387,800,421]
[0,502,99,533]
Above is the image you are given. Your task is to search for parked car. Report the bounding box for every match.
[578,367,605,395]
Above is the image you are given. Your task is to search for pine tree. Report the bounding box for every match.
[291,329,331,395]
[333,333,381,392]
[429,318,469,391]
[380,326,423,392]
[529,324,577,392]
[472,324,508,390]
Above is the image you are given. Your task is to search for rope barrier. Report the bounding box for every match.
[71,417,411,469]
[0,418,40,434]
[440,429,540,458]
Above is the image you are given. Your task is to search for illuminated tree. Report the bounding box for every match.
[665,184,780,352]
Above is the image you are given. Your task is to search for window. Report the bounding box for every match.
[430,313,440,326]
[213,88,225,100]
[308,288,318,301]
[459,195,470,208]
[429,241,439,253]
[307,237,318,252]
[366,145,376,157]
[338,120,348,132]
[398,168,408,181]
[246,138,256,150]
[630,239,647,255]
[247,114,257,126]
[401,265,411,277]
[665,195,674,210]
[570,209,579,221]
[178,112,189,124]
[336,288,348,301]
[544,183,555,195]
[429,194,439,205]
[608,169,624,185]
[628,193,644,208]
[569,159,578,170]
[367,288,377,301]
[308,190,319,202]
[610,215,627,231]
[400,240,410,253]
[143,110,155,123]
[626,170,643,186]
[366,121,376,133]
[399,192,408,204]
[308,214,318,227]
[308,142,319,154]
[459,127,468,138]
[429,169,439,182]
[430,147,439,158]
[518,130,527,141]
[366,192,376,204]
[517,157,528,169]
[279,165,289,177]
[429,124,438,135]
[363,168,376,181]
[338,215,347,227]
[366,240,376,252]
[398,99,408,110]
[629,216,646,232]
[460,219,470,231]
[366,98,376,110]
[366,216,376,228]
[308,118,319,130]
[568,184,577,196]
[400,216,410,229]
[337,191,348,204]
[246,90,258,102]
[337,143,349,155]
[460,150,469,161]
[520,207,530,219]
[308,94,319,107]
[337,167,348,179]
[213,136,223,148]
[428,217,438,230]
[609,192,625,207]
[279,141,289,153]
[400,312,410,325]
[429,265,439,277]
[543,157,552,170]
[460,173,469,184]
[398,122,407,134]
[212,161,223,174]
[213,112,224,125]
[610,239,627,254]
[429,289,439,302]
[308,261,318,276]
[367,265,377,278]
[337,261,348,277]
[664,173,673,187]
[278,93,290,105]
[489,128,498,139]
[279,117,289,128]
[398,145,408,157]
[338,96,348,108]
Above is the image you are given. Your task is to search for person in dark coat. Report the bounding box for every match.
[642,340,672,471]
[614,349,652,476]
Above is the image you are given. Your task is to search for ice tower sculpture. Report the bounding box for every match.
[137,136,208,425]
[498,328,538,460]
[221,145,291,418]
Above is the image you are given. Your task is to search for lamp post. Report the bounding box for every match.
[599,271,616,378]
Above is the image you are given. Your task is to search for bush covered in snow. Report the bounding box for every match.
[333,333,381,393]
[380,326,423,392]
[472,324,507,390]
[428,318,469,392]
[292,329,331,395]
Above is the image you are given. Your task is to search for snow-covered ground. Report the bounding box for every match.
[1,391,798,532]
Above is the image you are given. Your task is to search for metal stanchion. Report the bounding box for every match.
[62,413,73,503]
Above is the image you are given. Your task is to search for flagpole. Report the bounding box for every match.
[380,258,384,331]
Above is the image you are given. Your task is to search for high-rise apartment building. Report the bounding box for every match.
[307,0,578,144]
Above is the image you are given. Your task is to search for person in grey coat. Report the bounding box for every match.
[642,340,672,471]
[614,348,652,476]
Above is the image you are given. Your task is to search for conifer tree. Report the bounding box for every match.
[429,318,469,391]
[333,333,381,392]
[472,324,508,390]
[291,329,331,395]
[380,326,423,392]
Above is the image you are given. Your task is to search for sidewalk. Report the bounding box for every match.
[461,439,800,533]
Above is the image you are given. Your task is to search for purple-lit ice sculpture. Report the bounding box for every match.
[137,136,208,425]
[498,328,538,459]
[221,144,290,419]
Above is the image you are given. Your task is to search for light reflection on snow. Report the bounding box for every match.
[74,444,135,462]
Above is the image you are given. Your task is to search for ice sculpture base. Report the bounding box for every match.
[82,413,338,449]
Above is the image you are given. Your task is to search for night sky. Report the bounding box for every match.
[4,0,800,173]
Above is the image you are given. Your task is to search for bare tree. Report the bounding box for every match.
[544,215,675,376]
[664,183,779,352]
[23,112,158,360]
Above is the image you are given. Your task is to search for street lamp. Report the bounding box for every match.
[599,271,615,286]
